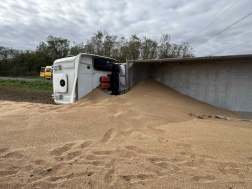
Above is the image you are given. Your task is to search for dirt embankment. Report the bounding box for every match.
[0,79,251,189]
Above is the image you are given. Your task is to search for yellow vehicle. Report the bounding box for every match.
[45,66,53,80]
[40,67,46,77]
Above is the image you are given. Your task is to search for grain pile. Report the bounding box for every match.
[0,79,251,189]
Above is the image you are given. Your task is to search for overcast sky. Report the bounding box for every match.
[1,0,252,57]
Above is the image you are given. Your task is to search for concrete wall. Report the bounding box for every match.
[129,63,150,88]
[150,61,252,112]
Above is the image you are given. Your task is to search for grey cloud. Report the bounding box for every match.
[0,0,251,56]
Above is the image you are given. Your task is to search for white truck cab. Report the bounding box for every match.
[52,53,126,104]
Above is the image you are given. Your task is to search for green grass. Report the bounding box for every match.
[0,80,53,90]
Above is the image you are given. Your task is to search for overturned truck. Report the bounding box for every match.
[52,53,126,104]
[52,53,252,112]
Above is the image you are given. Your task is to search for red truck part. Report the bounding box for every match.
[101,83,110,89]
[100,76,110,83]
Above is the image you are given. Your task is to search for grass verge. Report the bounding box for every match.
[2,76,47,80]
[0,80,53,90]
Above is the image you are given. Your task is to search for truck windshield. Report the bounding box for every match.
[40,68,45,72]
[46,68,51,72]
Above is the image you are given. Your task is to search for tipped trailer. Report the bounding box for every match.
[52,53,127,104]
[52,53,252,111]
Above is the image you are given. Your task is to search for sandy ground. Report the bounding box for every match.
[0,79,251,189]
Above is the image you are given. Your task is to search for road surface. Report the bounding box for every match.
[0,77,52,82]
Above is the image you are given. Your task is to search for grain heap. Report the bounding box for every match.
[0,79,251,189]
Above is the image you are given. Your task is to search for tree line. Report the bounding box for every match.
[0,31,194,76]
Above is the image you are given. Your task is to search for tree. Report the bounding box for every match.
[159,34,171,59]
[70,42,85,56]
[84,40,95,54]
[47,35,70,59]
[0,46,13,76]
[141,37,158,59]
[0,32,194,77]
[90,31,104,55]
[128,35,141,60]
[36,42,51,59]
[180,42,194,57]
[158,34,194,59]
[103,32,117,57]
[112,37,128,62]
